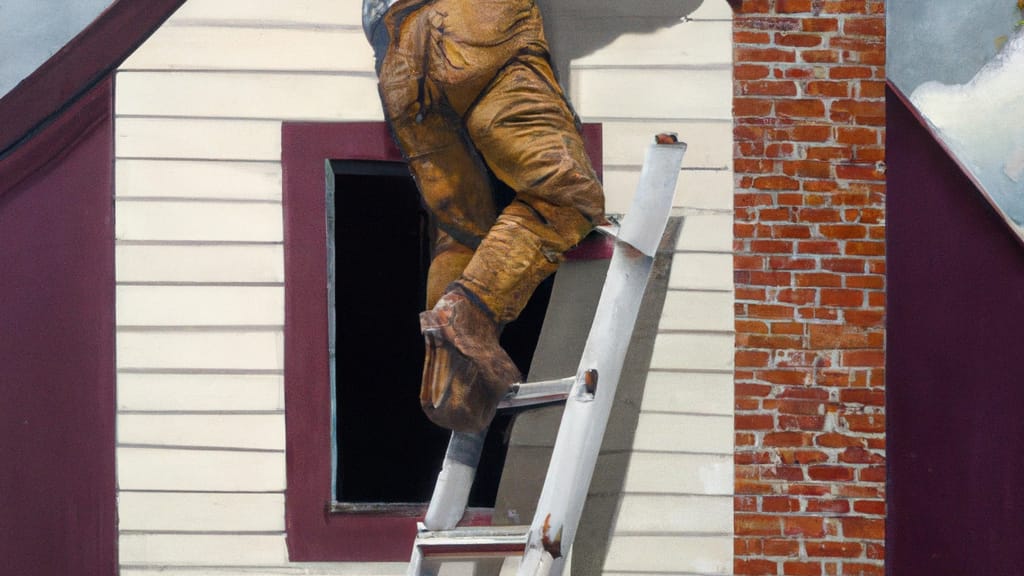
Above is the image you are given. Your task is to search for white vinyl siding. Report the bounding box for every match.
[570,3,735,572]
[113,0,734,574]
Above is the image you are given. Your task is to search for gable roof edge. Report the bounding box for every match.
[0,0,186,162]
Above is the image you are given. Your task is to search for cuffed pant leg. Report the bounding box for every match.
[427,230,474,309]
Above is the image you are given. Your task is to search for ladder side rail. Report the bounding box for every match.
[518,141,686,575]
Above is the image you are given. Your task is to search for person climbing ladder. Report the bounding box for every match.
[363,0,607,433]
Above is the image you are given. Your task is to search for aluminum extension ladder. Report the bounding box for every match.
[408,136,687,576]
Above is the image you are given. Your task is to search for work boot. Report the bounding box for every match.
[419,285,522,433]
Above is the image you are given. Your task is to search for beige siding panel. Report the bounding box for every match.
[117,286,284,327]
[119,534,288,566]
[117,373,284,412]
[572,21,732,68]
[667,252,733,291]
[116,244,284,283]
[601,120,732,169]
[116,72,382,121]
[633,413,732,454]
[601,168,733,214]
[640,371,734,416]
[116,201,283,243]
[613,494,732,534]
[117,330,283,371]
[623,452,733,495]
[675,169,735,211]
[117,447,285,491]
[122,26,372,72]
[116,159,282,201]
[659,290,734,332]
[676,212,734,252]
[116,118,281,161]
[572,68,731,120]
[603,535,732,574]
[119,414,286,450]
[650,332,733,372]
[167,0,359,27]
[118,492,285,532]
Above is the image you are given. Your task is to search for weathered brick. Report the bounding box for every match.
[738,47,798,63]
[777,99,827,118]
[807,465,854,481]
[843,413,884,432]
[806,498,851,514]
[764,496,802,512]
[837,127,879,145]
[843,517,885,540]
[843,562,885,576]
[737,558,780,575]
[737,30,774,44]
[733,3,886,572]
[737,97,776,116]
[805,81,850,98]
[776,0,813,13]
[805,540,863,557]
[821,288,863,307]
[742,80,800,97]
[855,500,886,516]
[737,0,772,14]
[801,49,841,63]
[765,538,802,556]
[784,516,826,537]
[844,17,885,37]
[783,561,823,575]
[764,431,814,447]
[777,32,824,47]
[738,414,777,430]
[738,514,784,536]
[802,18,839,32]
[754,176,802,190]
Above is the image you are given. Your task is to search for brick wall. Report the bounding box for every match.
[731,1,886,575]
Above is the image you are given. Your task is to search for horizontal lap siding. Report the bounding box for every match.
[116,159,281,200]
[565,3,735,574]
[572,1,733,215]
[115,0,735,574]
[114,2,376,573]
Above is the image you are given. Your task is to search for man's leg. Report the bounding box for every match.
[414,55,606,433]
[378,6,523,433]
[459,54,606,324]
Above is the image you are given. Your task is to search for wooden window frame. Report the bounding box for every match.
[282,121,601,561]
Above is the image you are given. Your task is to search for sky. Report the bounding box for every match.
[912,30,1024,227]
[0,0,114,98]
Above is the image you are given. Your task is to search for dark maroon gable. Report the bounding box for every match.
[282,121,601,561]
[0,78,116,576]
[887,84,1024,574]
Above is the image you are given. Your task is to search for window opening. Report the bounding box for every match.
[327,160,553,508]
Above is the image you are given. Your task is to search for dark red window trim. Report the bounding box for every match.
[282,121,601,561]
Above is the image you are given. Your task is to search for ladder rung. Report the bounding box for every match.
[414,524,529,557]
[498,376,574,409]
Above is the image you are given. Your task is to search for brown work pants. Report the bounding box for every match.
[377,0,605,323]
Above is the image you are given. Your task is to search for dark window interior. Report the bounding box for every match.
[329,160,553,507]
